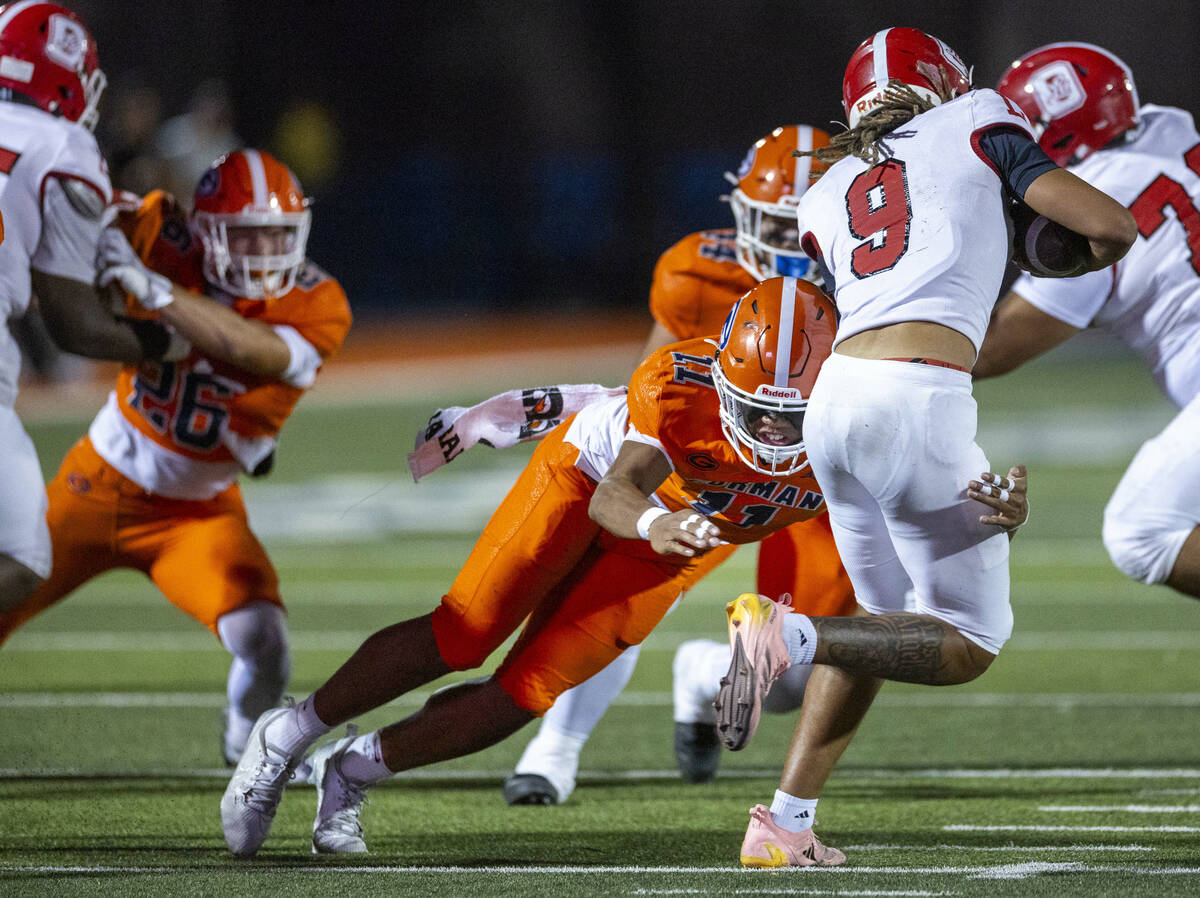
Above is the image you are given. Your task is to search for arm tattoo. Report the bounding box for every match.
[812,613,954,684]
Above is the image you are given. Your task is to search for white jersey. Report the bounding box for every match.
[0,102,111,407]
[1012,105,1200,407]
[798,89,1035,352]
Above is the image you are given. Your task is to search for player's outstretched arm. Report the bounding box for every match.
[96,227,290,378]
[974,293,1080,379]
[32,269,147,364]
[1022,168,1136,270]
[589,440,724,557]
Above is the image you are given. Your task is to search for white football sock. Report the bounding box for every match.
[217,602,291,757]
[264,693,331,759]
[337,730,392,785]
[769,789,819,833]
[781,612,818,666]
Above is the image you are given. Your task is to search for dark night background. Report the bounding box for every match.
[67,1,1200,322]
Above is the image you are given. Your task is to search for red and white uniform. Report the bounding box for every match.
[796,91,1027,653]
[0,101,110,576]
[1013,105,1200,584]
[800,90,1035,353]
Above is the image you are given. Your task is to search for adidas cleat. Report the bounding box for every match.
[740,804,845,868]
[714,593,791,751]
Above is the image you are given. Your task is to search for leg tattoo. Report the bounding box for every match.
[812,613,958,684]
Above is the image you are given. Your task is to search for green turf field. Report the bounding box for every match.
[2,349,1199,896]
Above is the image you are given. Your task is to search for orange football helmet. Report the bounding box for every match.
[190,149,311,300]
[727,125,830,282]
[0,1,105,131]
[712,276,837,476]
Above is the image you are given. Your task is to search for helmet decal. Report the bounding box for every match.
[44,13,85,70]
[1027,60,1087,119]
[195,166,220,198]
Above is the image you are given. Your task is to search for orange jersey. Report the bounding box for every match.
[648,229,757,340]
[626,337,825,544]
[92,190,351,498]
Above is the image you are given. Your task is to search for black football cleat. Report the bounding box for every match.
[502,773,559,806]
[673,721,721,783]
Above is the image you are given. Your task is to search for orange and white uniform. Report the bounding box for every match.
[0,191,351,642]
[432,338,826,714]
[650,231,854,616]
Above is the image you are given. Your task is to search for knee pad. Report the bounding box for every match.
[217,601,289,662]
[1102,504,1187,585]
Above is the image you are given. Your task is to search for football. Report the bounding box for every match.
[1009,199,1091,278]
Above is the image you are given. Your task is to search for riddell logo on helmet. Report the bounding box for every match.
[756,386,800,399]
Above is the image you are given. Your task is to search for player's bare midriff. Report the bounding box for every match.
[834,321,976,371]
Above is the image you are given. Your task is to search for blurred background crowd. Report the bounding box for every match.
[17,0,1200,381]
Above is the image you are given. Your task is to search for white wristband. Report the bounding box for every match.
[635,507,670,540]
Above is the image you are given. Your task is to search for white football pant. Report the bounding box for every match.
[804,354,1012,654]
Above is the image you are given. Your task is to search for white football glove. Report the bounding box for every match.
[95,227,175,311]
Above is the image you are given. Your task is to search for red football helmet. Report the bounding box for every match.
[727,125,831,283]
[842,27,971,128]
[712,276,836,476]
[0,2,104,131]
[996,43,1139,167]
[191,149,312,300]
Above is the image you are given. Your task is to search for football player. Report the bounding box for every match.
[503,125,862,806]
[0,2,186,613]
[220,278,817,856]
[723,27,1135,868]
[220,276,1028,859]
[0,149,352,767]
[982,45,1200,600]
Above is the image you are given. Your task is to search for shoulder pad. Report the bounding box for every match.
[56,176,106,221]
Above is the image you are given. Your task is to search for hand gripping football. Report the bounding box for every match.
[1010,199,1091,278]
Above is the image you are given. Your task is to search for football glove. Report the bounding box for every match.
[96,227,175,311]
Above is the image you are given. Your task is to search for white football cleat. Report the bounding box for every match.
[220,707,300,857]
[311,734,369,854]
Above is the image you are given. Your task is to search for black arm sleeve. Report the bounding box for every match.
[977,126,1059,198]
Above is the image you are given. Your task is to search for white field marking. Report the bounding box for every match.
[628,888,955,893]
[3,765,1200,783]
[5,690,1200,715]
[1040,805,1200,813]
[6,630,1197,653]
[843,844,1152,853]
[946,825,1200,833]
[1140,788,1200,796]
[2,863,1200,880]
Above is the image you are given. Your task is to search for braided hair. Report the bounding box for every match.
[798,64,963,167]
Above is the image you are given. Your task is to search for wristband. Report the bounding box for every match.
[635,507,670,540]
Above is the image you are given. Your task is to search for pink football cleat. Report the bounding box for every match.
[740,804,846,868]
[715,593,792,750]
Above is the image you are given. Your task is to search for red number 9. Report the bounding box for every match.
[846,160,912,277]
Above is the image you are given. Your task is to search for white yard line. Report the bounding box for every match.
[4,630,1196,652]
[0,862,1198,880]
[5,690,1200,711]
[1040,805,1200,813]
[946,824,1200,833]
[3,765,1199,781]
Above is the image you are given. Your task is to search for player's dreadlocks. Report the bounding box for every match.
[798,63,963,167]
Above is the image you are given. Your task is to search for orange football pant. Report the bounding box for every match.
[431,422,735,715]
[0,437,282,646]
[756,511,858,617]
